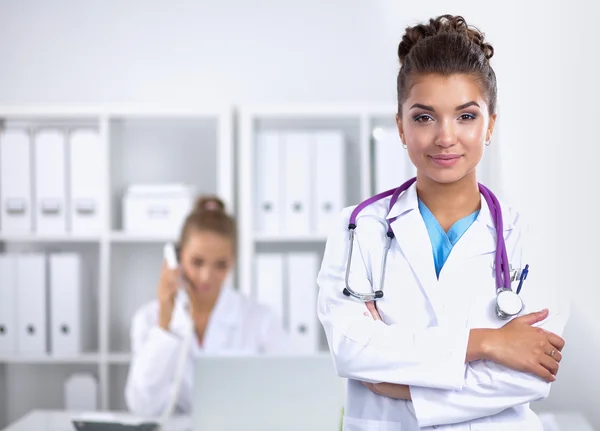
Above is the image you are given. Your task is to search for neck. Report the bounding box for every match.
[415,171,481,230]
[194,287,222,314]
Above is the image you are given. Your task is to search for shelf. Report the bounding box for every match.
[0,104,231,118]
[0,104,235,423]
[254,234,328,243]
[241,103,395,118]
[107,353,132,364]
[0,234,102,243]
[109,231,176,243]
[0,353,101,365]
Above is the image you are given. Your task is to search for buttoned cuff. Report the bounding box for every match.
[409,327,470,428]
[410,325,470,390]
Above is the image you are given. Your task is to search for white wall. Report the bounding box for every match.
[1,0,598,428]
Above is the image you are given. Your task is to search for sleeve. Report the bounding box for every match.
[408,214,571,428]
[317,208,470,390]
[124,305,193,417]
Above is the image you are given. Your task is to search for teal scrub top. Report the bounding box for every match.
[417,199,480,278]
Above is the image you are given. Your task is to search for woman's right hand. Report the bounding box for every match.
[482,309,565,382]
[157,261,181,330]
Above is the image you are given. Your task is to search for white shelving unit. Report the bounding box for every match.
[237,104,399,353]
[0,102,407,428]
[0,104,234,427]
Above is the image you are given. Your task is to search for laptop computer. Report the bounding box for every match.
[192,353,346,431]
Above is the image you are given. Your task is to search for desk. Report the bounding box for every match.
[1,410,191,431]
[2,410,595,431]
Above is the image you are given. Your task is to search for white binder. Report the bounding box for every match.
[287,252,319,354]
[16,253,47,355]
[69,129,104,234]
[49,253,92,355]
[282,132,313,235]
[314,131,346,235]
[0,254,18,354]
[34,129,67,234]
[255,131,282,235]
[373,127,416,193]
[255,253,285,329]
[0,130,33,233]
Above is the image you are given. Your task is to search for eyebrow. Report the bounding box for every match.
[410,101,481,111]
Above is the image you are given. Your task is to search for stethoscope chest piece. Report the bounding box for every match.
[495,289,523,320]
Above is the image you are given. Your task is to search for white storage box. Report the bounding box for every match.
[122,184,195,237]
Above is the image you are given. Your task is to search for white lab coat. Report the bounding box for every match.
[125,284,288,417]
[317,182,570,431]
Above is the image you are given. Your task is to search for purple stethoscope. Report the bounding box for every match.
[342,177,528,320]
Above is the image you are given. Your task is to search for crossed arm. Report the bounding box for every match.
[355,301,567,428]
[318,297,566,428]
[316,209,569,428]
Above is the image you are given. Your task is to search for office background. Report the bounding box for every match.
[0,0,598,430]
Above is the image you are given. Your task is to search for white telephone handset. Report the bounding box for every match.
[158,242,193,427]
[163,242,189,304]
[163,242,179,269]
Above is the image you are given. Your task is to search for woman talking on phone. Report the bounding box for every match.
[125,196,288,417]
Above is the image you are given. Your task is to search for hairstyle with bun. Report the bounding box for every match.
[178,195,237,252]
[397,14,497,115]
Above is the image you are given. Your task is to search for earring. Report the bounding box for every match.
[400,134,407,149]
[485,140,491,147]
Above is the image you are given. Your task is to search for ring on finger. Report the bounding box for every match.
[550,349,556,357]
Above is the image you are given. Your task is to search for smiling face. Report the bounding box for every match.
[396,73,496,186]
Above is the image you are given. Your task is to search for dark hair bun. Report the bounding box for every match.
[193,195,226,214]
[398,15,494,65]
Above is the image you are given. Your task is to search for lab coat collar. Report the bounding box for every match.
[384,181,513,323]
[384,181,419,221]
[385,181,513,232]
[172,283,243,331]
[209,284,243,327]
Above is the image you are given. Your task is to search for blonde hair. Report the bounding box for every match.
[178,195,237,252]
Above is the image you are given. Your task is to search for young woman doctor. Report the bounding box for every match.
[317,15,569,431]
[125,196,287,417]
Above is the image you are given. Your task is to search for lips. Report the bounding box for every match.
[429,154,462,167]
[430,154,461,160]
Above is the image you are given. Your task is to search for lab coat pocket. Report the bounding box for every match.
[343,416,402,431]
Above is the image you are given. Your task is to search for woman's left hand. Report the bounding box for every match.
[361,302,411,400]
[362,382,412,400]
